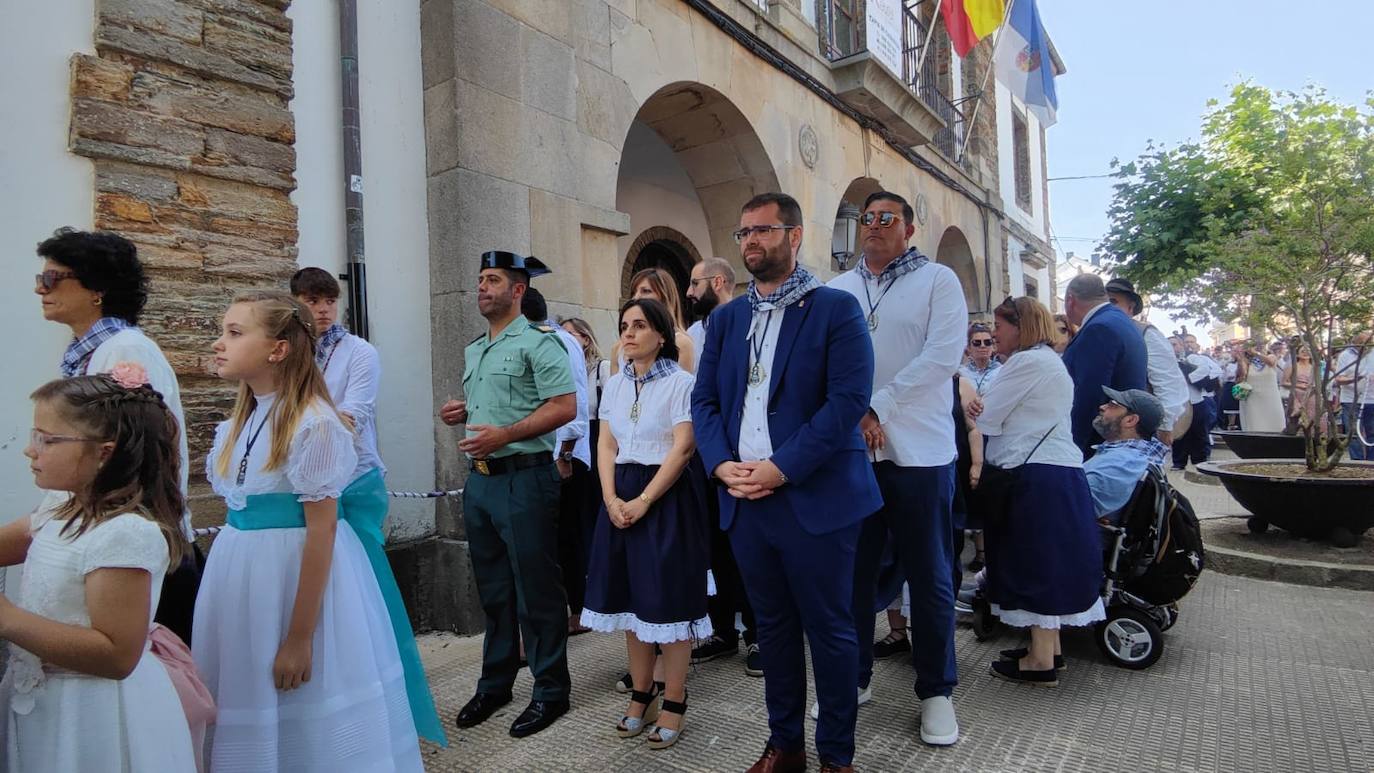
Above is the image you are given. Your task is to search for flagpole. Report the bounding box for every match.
[912,0,943,80]
[955,0,1016,164]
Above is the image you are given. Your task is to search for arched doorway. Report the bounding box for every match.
[615,82,781,310]
[936,226,981,314]
[622,226,701,314]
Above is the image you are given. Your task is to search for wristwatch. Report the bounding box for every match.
[558,451,574,462]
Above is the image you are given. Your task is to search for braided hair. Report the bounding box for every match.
[30,374,187,566]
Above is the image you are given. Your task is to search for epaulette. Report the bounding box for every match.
[467,333,484,345]
[532,323,556,333]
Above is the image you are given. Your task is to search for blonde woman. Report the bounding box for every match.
[612,267,696,373]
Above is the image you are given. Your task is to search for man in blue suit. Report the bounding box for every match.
[692,192,882,773]
[1061,273,1149,457]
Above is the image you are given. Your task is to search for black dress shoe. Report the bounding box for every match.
[454,691,512,728]
[509,698,570,738]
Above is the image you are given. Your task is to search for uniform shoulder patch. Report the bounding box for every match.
[532,323,555,333]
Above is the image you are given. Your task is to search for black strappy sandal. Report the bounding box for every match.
[647,690,688,749]
[615,682,662,738]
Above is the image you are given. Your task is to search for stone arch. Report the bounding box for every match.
[936,226,981,314]
[621,225,702,311]
[828,177,884,271]
[616,81,782,282]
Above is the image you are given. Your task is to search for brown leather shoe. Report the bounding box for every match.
[819,764,854,773]
[746,743,807,773]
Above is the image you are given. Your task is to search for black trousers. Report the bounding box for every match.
[1172,398,1214,467]
[154,542,205,645]
[558,459,594,614]
[706,470,756,645]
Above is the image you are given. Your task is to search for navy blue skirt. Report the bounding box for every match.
[984,463,1103,618]
[582,460,712,643]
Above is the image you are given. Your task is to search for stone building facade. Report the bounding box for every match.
[1,0,1063,632]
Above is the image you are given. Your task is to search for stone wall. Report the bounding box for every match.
[68,0,298,527]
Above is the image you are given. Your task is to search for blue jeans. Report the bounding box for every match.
[1344,403,1374,461]
[852,462,958,699]
[730,496,861,766]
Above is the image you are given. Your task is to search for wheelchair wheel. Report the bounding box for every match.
[971,597,1001,642]
[1095,606,1164,670]
[1247,516,1269,534]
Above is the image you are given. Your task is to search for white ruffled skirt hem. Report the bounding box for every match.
[992,598,1106,630]
[580,610,713,644]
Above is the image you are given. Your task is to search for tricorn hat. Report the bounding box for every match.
[480,250,551,279]
[1104,276,1143,316]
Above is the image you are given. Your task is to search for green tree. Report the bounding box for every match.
[1102,84,1374,471]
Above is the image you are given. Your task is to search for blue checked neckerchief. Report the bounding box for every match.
[745,264,822,342]
[624,355,681,385]
[60,317,132,377]
[316,323,348,368]
[1095,437,1170,468]
[855,246,929,284]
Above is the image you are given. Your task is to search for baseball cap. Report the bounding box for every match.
[1102,386,1163,438]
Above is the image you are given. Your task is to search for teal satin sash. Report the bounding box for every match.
[227,468,448,747]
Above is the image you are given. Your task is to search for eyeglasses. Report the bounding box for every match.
[732,225,797,244]
[30,429,102,451]
[970,339,994,347]
[35,270,77,291]
[689,276,723,287]
[860,212,899,228]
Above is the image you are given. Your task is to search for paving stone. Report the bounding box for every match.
[416,572,1374,771]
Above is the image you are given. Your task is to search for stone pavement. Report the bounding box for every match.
[415,571,1373,772]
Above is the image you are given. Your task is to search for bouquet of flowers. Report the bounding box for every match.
[1231,382,1253,401]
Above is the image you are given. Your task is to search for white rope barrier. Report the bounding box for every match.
[191,488,464,538]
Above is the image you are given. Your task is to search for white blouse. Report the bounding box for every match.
[206,393,358,512]
[599,369,695,465]
[976,345,1083,469]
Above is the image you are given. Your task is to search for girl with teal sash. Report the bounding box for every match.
[192,291,424,772]
[293,267,447,746]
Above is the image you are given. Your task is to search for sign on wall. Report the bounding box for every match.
[866,0,904,78]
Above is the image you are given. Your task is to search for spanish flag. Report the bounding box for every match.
[941,0,1005,57]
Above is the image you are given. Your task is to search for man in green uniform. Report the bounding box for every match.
[440,251,577,738]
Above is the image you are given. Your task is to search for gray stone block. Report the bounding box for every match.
[571,0,612,72]
[574,59,636,147]
[386,537,484,634]
[520,26,577,121]
[453,0,524,102]
[425,166,530,296]
[420,0,455,88]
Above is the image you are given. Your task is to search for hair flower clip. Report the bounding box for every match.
[109,362,150,389]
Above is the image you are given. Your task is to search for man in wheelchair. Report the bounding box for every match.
[1086,388,1170,526]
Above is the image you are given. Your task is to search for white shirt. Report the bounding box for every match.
[687,320,706,362]
[207,394,358,512]
[552,325,591,468]
[587,359,610,420]
[739,306,785,462]
[976,345,1083,469]
[599,369,695,464]
[828,259,968,466]
[1078,301,1110,328]
[86,328,192,537]
[1184,352,1222,402]
[319,333,384,480]
[1336,348,1374,405]
[1140,324,1190,432]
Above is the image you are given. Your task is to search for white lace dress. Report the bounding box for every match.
[191,394,421,773]
[0,511,196,771]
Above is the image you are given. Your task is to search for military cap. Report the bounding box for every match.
[480,250,551,279]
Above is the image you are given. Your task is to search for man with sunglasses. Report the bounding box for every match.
[692,192,880,773]
[826,191,968,747]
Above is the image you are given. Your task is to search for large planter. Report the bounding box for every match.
[1212,430,1307,459]
[1195,459,1374,547]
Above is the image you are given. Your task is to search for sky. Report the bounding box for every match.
[1036,0,1374,341]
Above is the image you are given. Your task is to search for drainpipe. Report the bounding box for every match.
[339,0,370,339]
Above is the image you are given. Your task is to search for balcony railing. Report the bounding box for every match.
[899,2,966,160]
[820,0,967,160]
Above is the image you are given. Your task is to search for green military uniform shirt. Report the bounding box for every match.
[462,319,574,458]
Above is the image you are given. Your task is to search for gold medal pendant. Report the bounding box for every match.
[748,362,766,387]
[630,401,642,423]
[868,313,879,332]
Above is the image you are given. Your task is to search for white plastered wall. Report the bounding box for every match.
[291,0,436,541]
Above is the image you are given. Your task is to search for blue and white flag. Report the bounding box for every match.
[995,0,1059,127]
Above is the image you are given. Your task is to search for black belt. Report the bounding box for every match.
[469,451,553,476]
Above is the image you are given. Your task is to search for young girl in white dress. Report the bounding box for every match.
[0,369,197,771]
[192,290,422,772]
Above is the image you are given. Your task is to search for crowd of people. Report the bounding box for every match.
[1,189,1369,771]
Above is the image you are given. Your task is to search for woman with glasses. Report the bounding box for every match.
[960,323,1001,396]
[612,267,697,373]
[33,228,200,646]
[973,296,1104,687]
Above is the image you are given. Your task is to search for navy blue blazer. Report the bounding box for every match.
[1061,303,1149,453]
[690,287,882,536]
